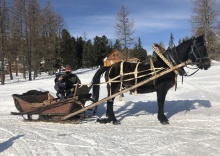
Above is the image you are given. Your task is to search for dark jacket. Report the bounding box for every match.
[54,71,81,94]
[54,81,66,93]
[62,72,81,90]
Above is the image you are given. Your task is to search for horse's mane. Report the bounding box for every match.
[144,35,206,65]
[174,37,193,52]
[174,34,205,52]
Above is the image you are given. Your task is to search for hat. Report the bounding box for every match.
[65,65,72,71]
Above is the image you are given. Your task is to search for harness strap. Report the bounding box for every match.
[108,65,114,96]
[119,61,124,101]
[133,62,140,95]
[152,44,178,90]
[152,44,179,75]
[120,61,124,89]
[150,58,156,88]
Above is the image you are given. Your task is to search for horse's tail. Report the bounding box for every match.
[92,66,110,102]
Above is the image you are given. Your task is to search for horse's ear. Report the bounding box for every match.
[191,35,196,40]
[190,36,195,44]
[198,33,206,42]
[196,33,205,39]
[199,33,205,39]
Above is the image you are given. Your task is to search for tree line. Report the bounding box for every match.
[0,0,64,84]
[1,0,220,85]
[59,29,148,70]
[0,1,148,85]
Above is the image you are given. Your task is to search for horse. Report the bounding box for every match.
[92,34,211,125]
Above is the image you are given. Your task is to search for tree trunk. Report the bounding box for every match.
[8,61,13,80]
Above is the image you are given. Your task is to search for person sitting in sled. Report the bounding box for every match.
[54,65,81,100]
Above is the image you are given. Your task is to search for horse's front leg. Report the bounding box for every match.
[157,86,169,125]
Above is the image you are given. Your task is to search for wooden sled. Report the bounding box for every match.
[11,85,95,123]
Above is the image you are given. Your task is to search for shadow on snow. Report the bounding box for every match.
[96,99,211,122]
[0,134,24,153]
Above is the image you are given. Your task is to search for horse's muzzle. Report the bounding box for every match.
[198,58,211,70]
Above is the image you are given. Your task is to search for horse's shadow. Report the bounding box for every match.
[96,100,211,121]
[0,134,24,153]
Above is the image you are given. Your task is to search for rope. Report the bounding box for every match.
[119,61,124,99]
[72,66,165,87]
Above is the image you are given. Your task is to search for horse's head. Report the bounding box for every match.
[188,34,211,70]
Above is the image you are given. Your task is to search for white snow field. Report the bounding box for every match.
[0,61,220,156]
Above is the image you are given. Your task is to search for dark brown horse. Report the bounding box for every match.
[92,34,211,125]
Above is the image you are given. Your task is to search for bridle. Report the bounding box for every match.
[165,37,209,77]
[185,38,209,76]
[188,38,209,66]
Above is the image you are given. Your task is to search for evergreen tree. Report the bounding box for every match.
[60,29,78,69]
[113,39,122,50]
[93,35,112,67]
[130,38,148,62]
[82,40,93,67]
[178,39,182,45]
[159,41,165,49]
[168,33,175,49]
[76,36,84,68]
[93,36,101,66]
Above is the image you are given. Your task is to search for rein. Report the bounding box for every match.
[186,68,200,76]
[185,65,200,76]
[180,67,200,85]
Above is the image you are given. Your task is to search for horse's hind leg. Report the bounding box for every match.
[97,82,121,125]
[157,85,170,125]
[96,98,120,124]
[106,98,120,124]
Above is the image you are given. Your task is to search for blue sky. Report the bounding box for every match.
[40,0,193,54]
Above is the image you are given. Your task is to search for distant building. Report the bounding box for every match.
[103,49,139,66]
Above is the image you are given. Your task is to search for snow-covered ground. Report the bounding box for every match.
[0,61,220,156]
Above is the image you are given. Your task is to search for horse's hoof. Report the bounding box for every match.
[160,120,169,125]
[112,120,121,125]
[96,118,120,125]
[96,118,112,124]
[96,118,107,124]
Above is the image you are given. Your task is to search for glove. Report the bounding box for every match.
[68,93,73,98]
[70,88,75,92]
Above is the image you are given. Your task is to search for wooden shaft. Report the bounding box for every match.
[61,61,187,121]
